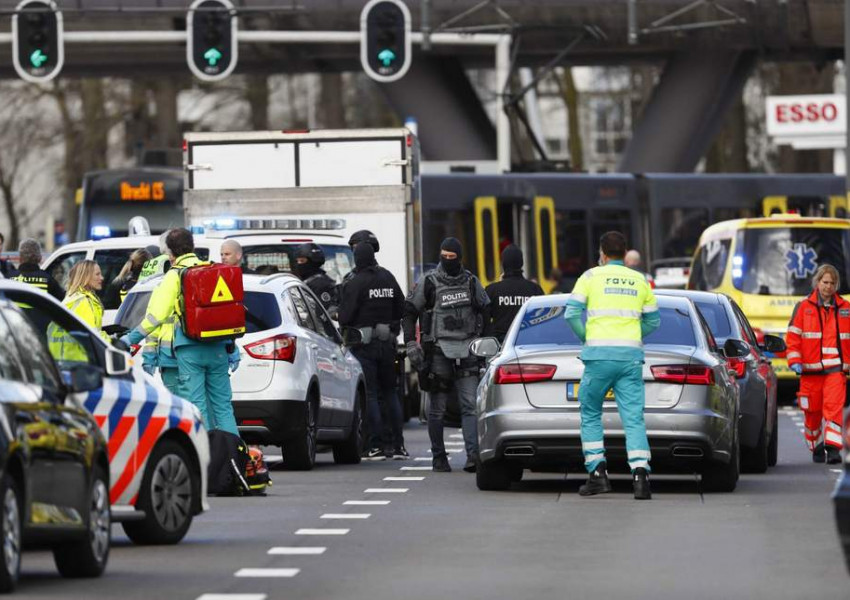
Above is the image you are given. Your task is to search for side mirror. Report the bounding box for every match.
[339,326,363,347]
[68,364,104,394]
[761,334,786,354]
[469,337,500,359]
[105,347,131,376]
[723,338,750,359]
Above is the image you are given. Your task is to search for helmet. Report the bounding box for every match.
[294,242,325,266]
[348,230,380,253]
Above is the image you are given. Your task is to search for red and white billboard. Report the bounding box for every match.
[766,94,845,148]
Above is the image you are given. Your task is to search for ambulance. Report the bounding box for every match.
[688,214,850,387]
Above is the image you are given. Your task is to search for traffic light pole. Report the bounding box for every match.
[0,28,513,172]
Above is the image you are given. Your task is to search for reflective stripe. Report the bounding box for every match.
[582,440,605,450]
[586,339,643,348]
[798,396,809,409]
[802,362,823,370]
[802,332,822,339]
[786,351,802,359]
[642,305,659,314]
[841,333,850,340]
[628,459,650,469]
[822,347,840,354]
[822,358,842,367]
[627,450,652,459]
[827,421,842,433]
[587,309,642,319]
[788,326,803,335]
[570,293,587,303]
[141,312,163,330]
[826,431,843,445]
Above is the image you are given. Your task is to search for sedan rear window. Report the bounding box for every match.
[692,300,732,341]
[115,290,280,335]
[515,305,695,347]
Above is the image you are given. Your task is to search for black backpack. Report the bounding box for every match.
[207,430,251,496]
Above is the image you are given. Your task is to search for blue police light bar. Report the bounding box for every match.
[201,218,346,231]
[90,225,111,239]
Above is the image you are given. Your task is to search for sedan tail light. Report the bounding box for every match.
[244,334,296,362]
[726,357,747,379]
[495,364,557,384]
[651,365,715,386]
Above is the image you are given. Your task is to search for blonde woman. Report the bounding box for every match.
[63,260,109,342]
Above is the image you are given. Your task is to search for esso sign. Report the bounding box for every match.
[766,94,845,140]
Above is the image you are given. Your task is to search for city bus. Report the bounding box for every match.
[76,167,184,241]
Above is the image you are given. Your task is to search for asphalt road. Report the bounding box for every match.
[11,407,849,600]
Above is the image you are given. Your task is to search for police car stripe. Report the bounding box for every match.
[108,380,134,434]
[111,416,167,504]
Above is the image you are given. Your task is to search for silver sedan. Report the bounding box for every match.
[473,294,741,492]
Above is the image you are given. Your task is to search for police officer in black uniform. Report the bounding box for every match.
[13,238,63,300]
[403,237,490,473]
[293,243,339,316]
[484,245,544,343]
[338,242,408,460]
[339,230,380,293]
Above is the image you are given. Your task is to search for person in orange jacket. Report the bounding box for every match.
[786,264,848,464]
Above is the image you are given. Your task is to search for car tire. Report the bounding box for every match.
[333,391,364,464]
[742,416,769,474]
[0,475,22,593]
[702,428,740,493]
[508,466,524,483]
[283,397,317,471]
[767,405,779,467]
[476,460,512,491]
[122,440,197,545]
[53,464,110,578]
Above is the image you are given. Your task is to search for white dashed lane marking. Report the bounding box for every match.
[321,513,371,519]
[295,528,351,535]
[449,434,464,438]
[234,569,300,578]
[267,547,327,555]
[197,595,267,600]
[384,476,425,481]
[401,466,433,471]
[344,500,390,505]
[364,488,409,493]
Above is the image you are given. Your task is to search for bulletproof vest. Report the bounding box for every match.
[429,273,478,341]
[305,271,338,309]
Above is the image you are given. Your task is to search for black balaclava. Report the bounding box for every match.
[440,237,463,276]
[502,244,523,275]
[354,242,377,271]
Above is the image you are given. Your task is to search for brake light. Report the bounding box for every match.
[651,365,715,385]
[241,419,265,426]
[130,344,141,356]
[245,334,296,362]
[495,364,557,384]
[726,357,747,378]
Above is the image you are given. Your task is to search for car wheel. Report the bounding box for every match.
[122,440,197,545]
[283,397,317,471]
[702,427,740,493]
[742,416,769,474]
[53,464,110,578]
[508,465,524,483]
[767,405,778,467]
[333,391,364,464]
[0,475,22,593]
[476,460,512,491]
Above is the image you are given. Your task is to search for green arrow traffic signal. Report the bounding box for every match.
[204,47,222,66]
[377,48,396,67]
[29,49,47,68]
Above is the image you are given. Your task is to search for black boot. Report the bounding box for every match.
[463,452,478,473]
[826,446,842,465]
[579,464,612,496]
[813,442,826,464]
[432,454,452,472]
[633,467,651,500]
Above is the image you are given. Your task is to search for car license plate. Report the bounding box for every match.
[566,382,615,401]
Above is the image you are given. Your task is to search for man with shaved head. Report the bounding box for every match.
[220,240,252,274]
[625,249,654,288]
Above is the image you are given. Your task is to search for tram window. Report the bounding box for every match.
[424,209,472,272]
[591,210,632,255]
[690,239,731,291]
[539,209,554,277]
[788,197,827,217]
[661,208,708,258]
[481,208,497,283]
[555,210,587,287]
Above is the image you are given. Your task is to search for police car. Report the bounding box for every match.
[0,280,210,546]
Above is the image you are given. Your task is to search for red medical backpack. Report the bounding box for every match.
[179,263,246,342]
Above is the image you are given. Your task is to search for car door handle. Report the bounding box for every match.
[310,343,319,351]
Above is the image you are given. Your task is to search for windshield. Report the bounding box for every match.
[241,244,354,283]
[514,305,695,347]
[734,227,850,296]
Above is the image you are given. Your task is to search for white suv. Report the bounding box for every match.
[116,272,366,471]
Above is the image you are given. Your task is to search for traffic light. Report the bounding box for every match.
[187,0,238,82]
[360,0,411,83]
[12,0,63,83]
